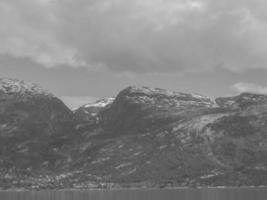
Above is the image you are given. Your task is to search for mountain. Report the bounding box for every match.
[0,78,75,172]
[71,86,267,187]
[1,79,267,189]
[74,97,114,124]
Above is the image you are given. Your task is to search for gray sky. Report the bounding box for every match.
[1,0,267,108]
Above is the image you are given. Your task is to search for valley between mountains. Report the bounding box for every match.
[1,78,267,189]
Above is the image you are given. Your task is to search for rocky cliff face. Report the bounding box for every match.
[1,79,267,189]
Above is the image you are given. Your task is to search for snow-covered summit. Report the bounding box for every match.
[116,86,215,108]
[121,86,211,100]
[0,78,53,97]
[82,97,115,108]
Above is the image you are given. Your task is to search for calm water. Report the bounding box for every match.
[0,188,267,200]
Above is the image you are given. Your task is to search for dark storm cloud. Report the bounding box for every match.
[1,0,267,73]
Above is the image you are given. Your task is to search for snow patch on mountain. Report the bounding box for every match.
[0,78,53,97]
[83,97,115,108]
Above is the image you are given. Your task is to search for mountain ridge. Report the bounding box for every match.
[1,78,267,189]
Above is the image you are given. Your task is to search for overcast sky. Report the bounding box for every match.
[1,0,267,108]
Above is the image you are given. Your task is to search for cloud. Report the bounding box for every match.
[1,0,267,73]
[60,96,98,109]
[0,0,86,68]
[231,82,267,94]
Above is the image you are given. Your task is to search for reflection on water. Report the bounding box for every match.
[0,188,267,200]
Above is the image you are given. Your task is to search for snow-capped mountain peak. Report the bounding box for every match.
[0,78,53,97]
[83,97,115,108]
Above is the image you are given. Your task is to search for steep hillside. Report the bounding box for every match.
[0,78,75,172]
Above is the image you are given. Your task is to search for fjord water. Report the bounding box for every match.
[0,188,267,200]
